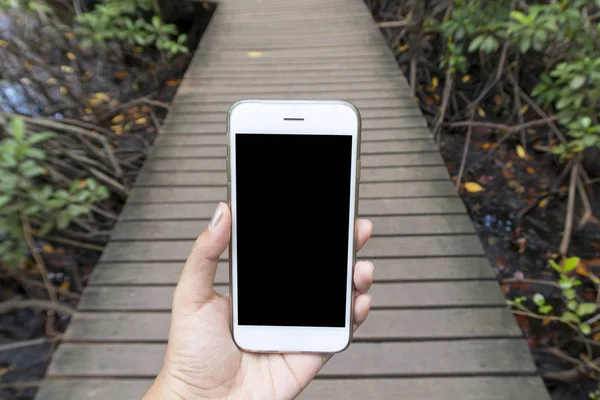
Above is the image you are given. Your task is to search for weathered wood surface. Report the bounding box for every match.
[36,0,550,399]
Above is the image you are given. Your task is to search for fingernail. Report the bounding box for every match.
[209,203,223,230]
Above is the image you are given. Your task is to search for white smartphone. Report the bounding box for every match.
[227,99,361,353]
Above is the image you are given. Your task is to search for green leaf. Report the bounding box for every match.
[533,293,545,306]
[539,305,553,314]
[562,311,580,323]
[556,96,572,110]
[581,117,592,129]
[563,257,580,272]
[56,210,71,230]
[10,117,26,141]
[24,204,40,215]
[177,34,187,45]
[519,35,532,53]
[468,35,485,53]
[570,75,586,90]
[580,323,591,335]
[37,220,54,236]
[568,299,578,311]
[563,287,576,300]
[0,195,11,208]
[27,131,55,145]
[577,302,597,316]
[25,148,45,160]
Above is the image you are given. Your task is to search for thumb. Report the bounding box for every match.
[174,202,231,308]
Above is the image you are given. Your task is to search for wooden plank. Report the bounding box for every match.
[173,91,413,103]
[110,215,475,241]
[183,70,407,82]
[89,257,495,285]
[126,181,455,203]
[46,340,537,377]
[118,198,467,221]
[166,108,420,120]
[76,281,506,312]
[90,262,229,285]
[149,141,435,159]
[35,377,550,400]
[164,98,415,113]
[157,130,432,145]
[162,117,427,133]
[141,154,444,176]
[174,75,406,87]
[64,308,520,342]
[134,166,449,187]
[167,107,421,121]
[100,235,484,262]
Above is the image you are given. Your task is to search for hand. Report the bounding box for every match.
[144,202,374,400]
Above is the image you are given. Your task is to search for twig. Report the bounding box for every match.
[446,116,560,133]
[89,167,130,197]
[0,298,76,315]
[20,212,57,304]
[58,117,116,139]
[510,65,526,149]
[90,205,118,220]
[576,174,593,229]
[378,18,413,28]
[559,164,579,256]
[98,96,169,121]
[13,275,79,299]
[502,278,561,289]
[2,113,124,178]
[45,235,105,251]
[433,67,454,142]
[455,110,474,191]
[0,337,56,352]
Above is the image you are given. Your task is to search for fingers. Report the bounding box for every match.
[353,261,374,331]
[356,219,373,251]
[353,294,371,330]
[175,202,231,308]
[353,261,374,295]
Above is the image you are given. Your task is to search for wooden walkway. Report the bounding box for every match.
[36,0,551,399]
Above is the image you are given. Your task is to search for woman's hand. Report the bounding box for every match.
[144,202,374,400]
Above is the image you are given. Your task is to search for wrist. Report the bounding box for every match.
[144,369,195,400]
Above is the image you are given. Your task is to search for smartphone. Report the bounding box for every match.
[227,99,361,353]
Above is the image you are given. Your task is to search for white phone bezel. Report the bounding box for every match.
[227,99,360,353]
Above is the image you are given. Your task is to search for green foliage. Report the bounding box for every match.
[507,257,597,336]
[0,117,109,267]
[437,0,600,158]
[75,0,188,56]
[0,0,53,14]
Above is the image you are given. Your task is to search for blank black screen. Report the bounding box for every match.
[235,133,353,327]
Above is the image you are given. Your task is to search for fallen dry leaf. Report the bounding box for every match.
[112,114,125,124]
[398,43,409,52]
[477,107,486,117]
[516,145,527,159]
[464,182,485,193]
[538,197,549,208]
[519,105,529,115]
[59,281,70,292]
[461,75,471,83]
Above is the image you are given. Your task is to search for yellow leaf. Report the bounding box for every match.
[0,367,8,376]
[23,61,32,69]
[477,107,486,118]
[59,281,70,292]
[66,52,77,60]
[93,92,110,102]
[46,77,58,85]
[109,99,119,107]
[61,65,74,73]
[111,125,124,134]
[464,182,485,193]
[516,145,527,159]
[519,105,529,115]
[398,43,410,52]
[526,167,535,174]
[135,117,148,125]
[431,76,439,90]
[59,86,68,95]
[84,108,93,114]
[538,197,549,208]
[65,32,76,40]
[481,143,493,149]
[112,114,125,123]
[433,93,440,102]
[40,168,48,175]
[78,180,87,189]
[461,75,471,83]
[0,40,7,47]
[248,51,263,57]
[134,46,144,53]
[42,244,54,254]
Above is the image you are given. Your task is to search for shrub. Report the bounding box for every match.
[0,117,109,267]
